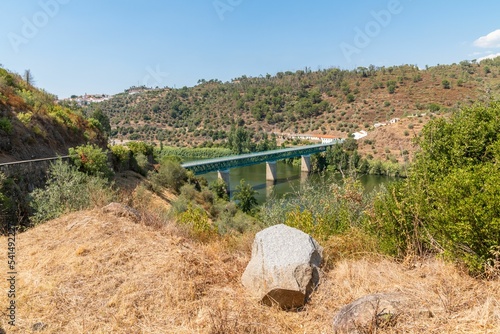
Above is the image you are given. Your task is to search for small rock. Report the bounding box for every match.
[32,322,47,331]
[102,202,141,222]
[241,224,323,309]
[332,293,409,333]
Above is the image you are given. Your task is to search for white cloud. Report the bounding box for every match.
[469,51,490,57]
[474,29,500,48]
[477,53,500,62]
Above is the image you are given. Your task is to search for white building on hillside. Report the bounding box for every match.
[352,130,368,140]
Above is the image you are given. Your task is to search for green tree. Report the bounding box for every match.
[127,141,154,156]
[442,79,451,89]
[209,179,229,201]
[346,93,355,103]
[373,102,500,273]
[387,80,397,94]
[91,108,111,136]
[325,139,360,174]
[110,145,131,171]
[69,144,113,178]
[228,125,251,154]
[149,160,187,194]
[234,179,257,213]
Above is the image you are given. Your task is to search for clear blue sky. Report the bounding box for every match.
[2,0,500,98]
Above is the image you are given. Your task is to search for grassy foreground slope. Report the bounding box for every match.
[0,207,499,333]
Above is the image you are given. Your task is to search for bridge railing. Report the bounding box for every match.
[0,155,72,167]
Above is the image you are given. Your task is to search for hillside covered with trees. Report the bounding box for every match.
[87,59,500,159]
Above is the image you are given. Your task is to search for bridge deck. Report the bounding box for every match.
[181,142,341,174]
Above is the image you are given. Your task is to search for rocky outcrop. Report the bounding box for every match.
[241,224,323,309]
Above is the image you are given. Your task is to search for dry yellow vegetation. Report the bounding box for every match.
[1,207,500,333]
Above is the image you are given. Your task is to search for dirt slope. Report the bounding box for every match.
[1,209,499,333]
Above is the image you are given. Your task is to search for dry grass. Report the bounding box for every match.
[1,209,499,333]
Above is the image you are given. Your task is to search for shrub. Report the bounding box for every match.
[171,196,189,215]
[177,204,218,242]
[201,188,214,205]
[16,112,32,125]
[425,165,500,271]
[284,208,320,237]
[18,89,35,107]
[387,80,397,94]
[148,160,187,194]
[69,144,113,178]
[372,102,500,274]
[110,145,131,171]
[132,152,149,175]
[127,141,154,156]
[233,179,257,214]
[428,103,441,112]
[260,177,372,241]
[31,160,114,224]
[0,117,13,134]
[216,209,260,235]
[48,105,74,127]
[179,183,197,201]
[209,179,229,201]
[87,118,101,130]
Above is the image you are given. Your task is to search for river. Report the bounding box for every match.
[197,161,394,204]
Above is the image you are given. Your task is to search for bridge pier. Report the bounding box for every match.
[266,161,277,182]
[301,155,311,173]
[217,169,230,194]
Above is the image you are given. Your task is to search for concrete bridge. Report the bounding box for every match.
[181,142,341,189]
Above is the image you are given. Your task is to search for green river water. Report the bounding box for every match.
[197,160,394,204]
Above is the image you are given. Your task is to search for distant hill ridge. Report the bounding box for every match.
[87,59,500,154]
